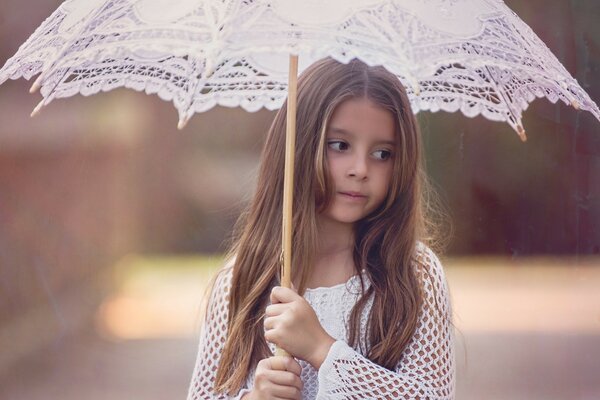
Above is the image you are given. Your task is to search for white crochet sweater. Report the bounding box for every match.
[186,243,455,399]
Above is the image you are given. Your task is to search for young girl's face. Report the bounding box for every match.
[320,97,396,225]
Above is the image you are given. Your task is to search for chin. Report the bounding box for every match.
[329,211,365,224]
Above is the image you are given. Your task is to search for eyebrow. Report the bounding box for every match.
[328,127,396,146]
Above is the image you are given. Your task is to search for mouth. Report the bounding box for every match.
[339,191,367,199]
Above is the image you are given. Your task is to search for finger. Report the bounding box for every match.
[266,380,303,400]
[268,356,302,376]
[267,355,287,371]
[264,327,278,346]
[265,303,288,317]
[267,356,289,371]
[263,316,276,331]
[255,370,302,400]
[265,370,304,392]
[270,286,299,304]
[284,357,302,376]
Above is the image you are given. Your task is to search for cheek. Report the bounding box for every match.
[377,164,393,186]
[374,167,394,202]
[326,156,344,178]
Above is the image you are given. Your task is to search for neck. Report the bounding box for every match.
[315,215,355,258]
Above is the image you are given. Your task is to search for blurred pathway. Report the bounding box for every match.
[0,330,195,400]
[1,256,599,400]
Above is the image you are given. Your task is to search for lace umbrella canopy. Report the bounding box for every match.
[1,0,599,141]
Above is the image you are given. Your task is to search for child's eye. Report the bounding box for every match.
[327,141,348,152]
[373,149,392,161]
[328,141,392,161]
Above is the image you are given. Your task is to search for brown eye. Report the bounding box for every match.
[327,141,349,151]
[373,149,392,161]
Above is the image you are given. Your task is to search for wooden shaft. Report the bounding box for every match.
[275,54,298,358]
[282,54,298,289]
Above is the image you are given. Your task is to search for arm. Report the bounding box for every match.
[186,263,253,400]
[315,245,456,399]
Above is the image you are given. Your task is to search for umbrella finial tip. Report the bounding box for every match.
[413,84,421,96]
[30,100,44,117]
[517,125,527,142]
[177,119,188,130]
[29,83,40,94]
[30,76,42,93]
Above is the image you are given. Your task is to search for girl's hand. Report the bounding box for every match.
[264,285,336,369]
[244,355,303,400]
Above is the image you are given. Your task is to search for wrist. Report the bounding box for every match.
[309,335,336,370]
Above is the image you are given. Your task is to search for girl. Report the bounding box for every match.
[186,57,455,399]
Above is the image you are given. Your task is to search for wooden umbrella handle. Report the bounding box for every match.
[275,54,298,358]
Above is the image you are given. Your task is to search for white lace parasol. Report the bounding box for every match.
[1,0,599,140]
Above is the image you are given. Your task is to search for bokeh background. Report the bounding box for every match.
[0,1,599,399]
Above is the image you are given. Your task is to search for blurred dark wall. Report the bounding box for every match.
[0,144,139,317]
[419,0,600,255]
[0,81,144,370]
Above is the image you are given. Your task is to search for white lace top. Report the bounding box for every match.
[186,243,455,399]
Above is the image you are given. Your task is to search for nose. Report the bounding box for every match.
[347,153,368,180]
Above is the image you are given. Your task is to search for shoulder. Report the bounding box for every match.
[218,255,236,285]
[206,255,237,306]
[413,241,446,279]
[412,241,452,312]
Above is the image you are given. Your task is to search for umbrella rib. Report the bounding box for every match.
[30,0,120,94]
[177,2,277,123]
[352,7,415,80]
[482,65,527,141]
[177,59,204,129]
[178,57,238,129]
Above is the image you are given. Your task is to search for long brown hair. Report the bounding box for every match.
[212,57,446,395]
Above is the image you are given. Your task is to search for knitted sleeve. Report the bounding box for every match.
[186,262,253,400]
[315,244,456,399]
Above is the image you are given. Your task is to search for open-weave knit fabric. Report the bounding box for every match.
[186,242,455,399]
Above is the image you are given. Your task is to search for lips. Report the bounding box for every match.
[339,191,366,198]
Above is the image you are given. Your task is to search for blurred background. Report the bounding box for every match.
[0,1,599,399]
